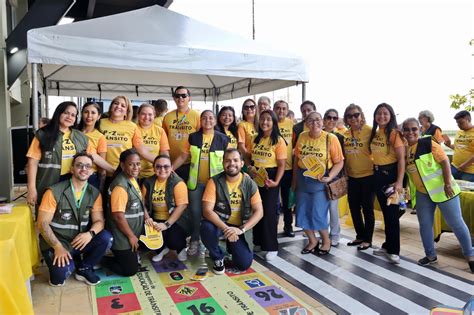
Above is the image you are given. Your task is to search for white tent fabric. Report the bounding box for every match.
[27,5,308,101]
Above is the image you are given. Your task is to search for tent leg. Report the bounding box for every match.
[302,82,306,102]
[32,63,39,130]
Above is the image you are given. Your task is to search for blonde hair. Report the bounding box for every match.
[108,96,133,121]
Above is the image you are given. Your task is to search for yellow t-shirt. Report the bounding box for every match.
[99,119,143,170]
[84,129,107,172]
[251,136,287,169]
[130,178,142,199]
[154,116,164,128]
[295,131,344,174]
[278,118,294,170]
[225,130,238,149]
[342,125,374,178]
[237,121,257,152]
[141,179,189,221]
[162,109,200,162]
[370,128,404,166]
[202,173,262,226]
[138,125,170,178]
[61,130,77,175]
[452,128,474,173]
[406,141,448,193]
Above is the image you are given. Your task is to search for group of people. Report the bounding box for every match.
[26,86,474,287]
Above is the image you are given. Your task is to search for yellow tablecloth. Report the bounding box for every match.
[0,204,40,315]
[434,191,474,241]
[338,195,383,225]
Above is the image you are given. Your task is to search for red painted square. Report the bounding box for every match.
[224,266,256,277]
[96,293,141,314]
[165,282,211,304]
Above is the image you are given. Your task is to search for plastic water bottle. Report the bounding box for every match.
[399,189,407,210]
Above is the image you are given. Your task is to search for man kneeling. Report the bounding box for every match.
[201,148,263,274]
[37,152,112,286]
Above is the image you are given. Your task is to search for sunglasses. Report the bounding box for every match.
[347,113,361,119]
[325,115,338,121]
[155,164,171,170]
[403,127,419,132]
[174,93,189,99]
[74,163,92,170]
[243,105,256,110]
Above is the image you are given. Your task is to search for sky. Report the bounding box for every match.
[169,0,473,130]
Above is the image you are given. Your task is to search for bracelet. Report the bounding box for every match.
[240,226,247,234]
[164,221,171,228]
[89,230,96,238]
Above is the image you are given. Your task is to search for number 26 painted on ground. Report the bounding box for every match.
[255,289,284,301]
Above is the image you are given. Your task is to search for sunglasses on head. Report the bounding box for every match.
[403,127,419,132]
[174,93,189,99]
[325,115,338,121]
[243,105,256,110]
[347,112,361,119]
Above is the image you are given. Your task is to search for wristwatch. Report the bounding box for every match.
[164,221,171,229]
[89,230,96,238]
[240,226,247,234]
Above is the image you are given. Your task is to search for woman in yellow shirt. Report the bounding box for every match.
[136,103,170,180]
[369,103,405,264]
[342,104,375,250]
[246,110,287,261]
[77,102,113,189]
[292,112,344,256]
[217,106,238,149]
[237,99,258,158]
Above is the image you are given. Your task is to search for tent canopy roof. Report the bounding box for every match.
[27,5,308,101]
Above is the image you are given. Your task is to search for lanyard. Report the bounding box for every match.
[70,179,88,209]
[175,108,190,128]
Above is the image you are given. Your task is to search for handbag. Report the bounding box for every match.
[323,132,348,200]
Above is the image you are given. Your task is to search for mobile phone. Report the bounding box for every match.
[191,267,209,281]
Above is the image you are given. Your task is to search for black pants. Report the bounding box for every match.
[348,175,375,243]
[175,164,190,182]
[155,222,187,255]
[279,170,293,228]
[105,249,140,277]
[374,166,400,255]
[253,168,279,251]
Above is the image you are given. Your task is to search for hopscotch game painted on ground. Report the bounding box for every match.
[92,256,314,315]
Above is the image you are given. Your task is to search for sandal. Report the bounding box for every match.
[357,243,372,251]
[347,240,363,246]
[301,243,319,255]
[317,247,331,256]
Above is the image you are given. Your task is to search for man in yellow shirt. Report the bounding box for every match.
[162,86,200,181]
[444,110,474,182]
[201,149,263,274]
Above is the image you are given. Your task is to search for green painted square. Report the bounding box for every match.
[176,297,226,315]
[95,277,135,298]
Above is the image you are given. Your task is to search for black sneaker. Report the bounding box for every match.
[212,259,225,275]
[75,267,101,285]
[284,226,295,238]
[418,256,437,266]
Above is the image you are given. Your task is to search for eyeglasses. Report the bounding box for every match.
[306,118,322,124]
[243,105,256,110]
[74,163,92,170]
[347,113,361,119]
[174,93,189,99]
[403,127,419,132]
[325,115,338,121]
[155,164,171,170]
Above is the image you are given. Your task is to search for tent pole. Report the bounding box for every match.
[32,63,39,130]
[302,82,306,102]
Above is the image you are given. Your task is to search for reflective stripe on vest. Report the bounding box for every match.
[50,221,88,230]
[38,163,61,169]
[124,212,144,219]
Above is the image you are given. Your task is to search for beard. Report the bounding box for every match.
[225,167,240,177]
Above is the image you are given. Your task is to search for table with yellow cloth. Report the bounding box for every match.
[338,195,384,224]
[0,204,40,315]
[434,191,474,241]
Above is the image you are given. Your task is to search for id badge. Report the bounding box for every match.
[175,133,183,141]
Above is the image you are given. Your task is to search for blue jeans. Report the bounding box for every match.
[42,230,113,284]
[200,220,253,271]
[451,164,474,182]
[416,191,474,258]
[329,199,340,242]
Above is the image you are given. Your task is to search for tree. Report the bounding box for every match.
[450,89,474,111]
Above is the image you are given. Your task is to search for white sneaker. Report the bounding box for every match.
[265,251,278,261]
[373,248,387,256]
[387,254,400,264]
[187,241,200,256]
[152,248,169,262]
[177,249,187,262]
[331,239,339,246]
[253,245,262,252]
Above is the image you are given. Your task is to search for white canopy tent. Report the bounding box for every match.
[27,5,308,127]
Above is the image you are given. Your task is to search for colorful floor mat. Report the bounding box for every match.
[91,254,315,315]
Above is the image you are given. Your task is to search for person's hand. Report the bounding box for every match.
[145,217,154,227]
[153,222,168,231]
[223,226,241,242]
[247,166,257,178]
[265,178,279,188]
[393,181,403,193]
[53,244,72,267]
[442,134,451,147]
[319,176,333,183]
[71,232,93,251]
[444,182,455,198]
[27,189,37,206]
[128,235,139,252]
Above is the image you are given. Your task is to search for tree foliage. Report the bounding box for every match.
[450,89,474,111]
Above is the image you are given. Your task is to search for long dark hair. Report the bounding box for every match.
[369,103,400,154]
[40,101,78,151]
[254,110,281,146]
[216,106,238,139]
[77,102,101,131]
[111,149,140,180]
